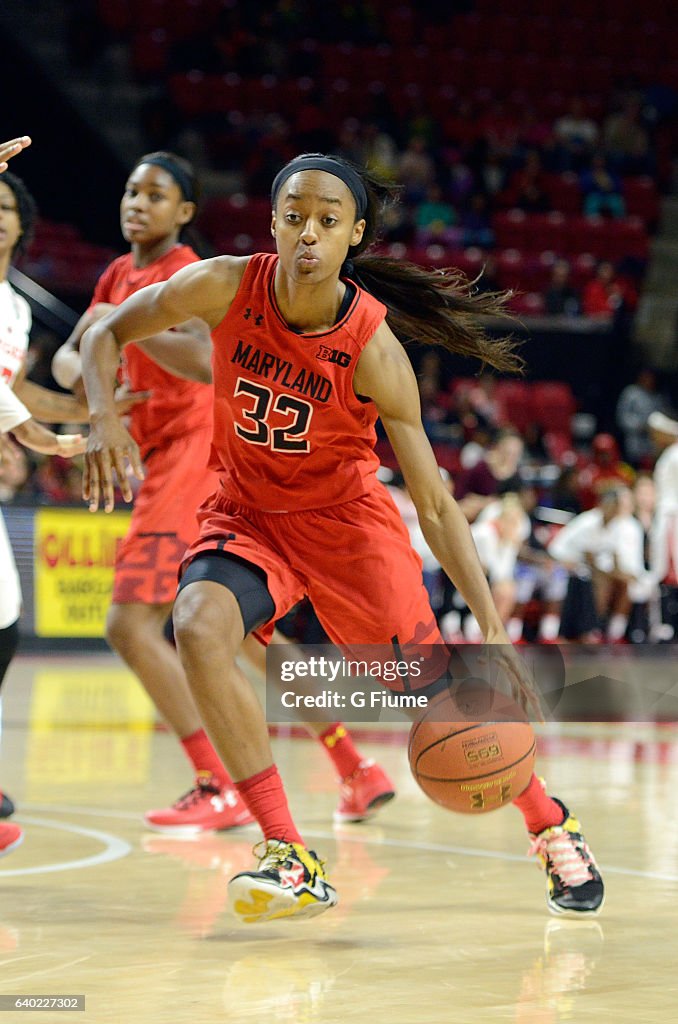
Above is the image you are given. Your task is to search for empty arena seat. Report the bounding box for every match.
[531,381,576,431]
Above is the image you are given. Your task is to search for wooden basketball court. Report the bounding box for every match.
[1,652,676,1023]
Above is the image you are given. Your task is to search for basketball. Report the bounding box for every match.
[408,685,536,814]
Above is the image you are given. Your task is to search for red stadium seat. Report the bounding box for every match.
[623,177,660,227]
[493,210,528,250]
[493,380,534,433]
[531,382,576,432]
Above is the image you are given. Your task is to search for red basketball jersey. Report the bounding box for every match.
[90,245,212,456]
[210,253,387,511]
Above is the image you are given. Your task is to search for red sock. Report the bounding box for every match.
[512,774,566,834]
[236,765,304,845]
[318,723,362,779]
[181,729,233,787]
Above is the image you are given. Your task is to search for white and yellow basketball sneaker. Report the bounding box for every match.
[228,840,338,924]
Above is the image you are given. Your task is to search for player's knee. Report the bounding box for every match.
[106,604,135,653]
[173,584,242,655]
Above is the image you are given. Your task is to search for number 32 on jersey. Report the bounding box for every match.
[234,376,313,453]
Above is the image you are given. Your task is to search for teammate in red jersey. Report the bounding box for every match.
[81,153,604,923]
[56,151,392,832]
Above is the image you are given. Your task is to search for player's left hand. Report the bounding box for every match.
[483,628,546,722]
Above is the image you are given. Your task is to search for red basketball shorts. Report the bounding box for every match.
[181,484,452,688]
[113,426,219,605]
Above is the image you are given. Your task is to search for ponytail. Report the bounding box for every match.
[331,155,522,374]
[349,254,522,373]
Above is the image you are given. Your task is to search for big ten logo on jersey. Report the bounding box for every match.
[316,345,351,368]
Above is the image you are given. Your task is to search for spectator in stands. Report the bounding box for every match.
[582,260,636,320]
[603,95,651,175]
[465,374,506,431]
[615,369,665,465]
[510,151,551,214]
[648,412,678,637]
[544,259,581,317]
[549,465,583,517]
[626,473,659,642]
[456,428,524,513]
[577,433,635,509]
[465,493,525,641]
[552,97,599,171]
[459,192,495,249]
[511,484,569,642]
[580,153,626,219]
[414,184,460,246]
[398,136,435,204]
[362,123,399,182]
[479,151,508,199]
[548,488,638,641]
[446,153,475,209]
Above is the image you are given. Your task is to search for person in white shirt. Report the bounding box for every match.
[464,493,524,641]
[548,488,644,641]
[648,411,678,638]
[0,135,86,860]
[648,412,678,583]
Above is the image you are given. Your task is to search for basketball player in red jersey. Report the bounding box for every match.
[55,151,393,833]
[81,154,604,922]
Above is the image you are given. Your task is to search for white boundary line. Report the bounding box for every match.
[0,815,131,878]
[12,803,678,884]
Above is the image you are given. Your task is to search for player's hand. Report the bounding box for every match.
[56,433,87,457]
[0,136,31,173]
[483,629,546,722]
[113,386,152,415]
[83,413,144,513]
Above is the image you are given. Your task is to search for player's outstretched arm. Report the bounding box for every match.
[134,317,213,383]
[354,325,544,719]
[355,324,506,641]
[81,257,244,513]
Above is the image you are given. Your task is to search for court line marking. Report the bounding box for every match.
[16,802,678,884]
[2,954,92,987]
[0,816,131,878]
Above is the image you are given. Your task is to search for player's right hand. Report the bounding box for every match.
[83,414,144,513]
[0,136,31,173]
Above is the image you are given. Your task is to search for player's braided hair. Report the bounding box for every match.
[1,172,37,259]
[280,154,522,374]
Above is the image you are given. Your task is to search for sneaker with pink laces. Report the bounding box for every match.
[144,779,255,835]
[334,760,396,823]
[528,798,605,917]
[0,822,23,858]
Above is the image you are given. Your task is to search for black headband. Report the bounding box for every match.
[271,156,368,219]
[137,156,196,203]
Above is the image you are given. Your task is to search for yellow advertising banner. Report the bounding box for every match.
[34,508,131,637]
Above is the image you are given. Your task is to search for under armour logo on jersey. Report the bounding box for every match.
[316,345,351,367]
[244,308,264,325]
